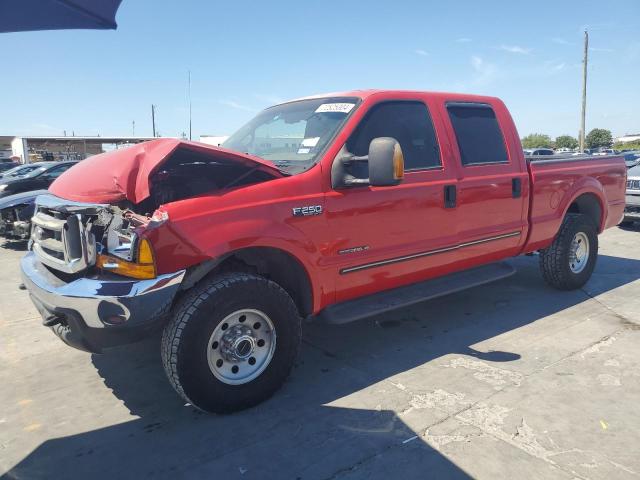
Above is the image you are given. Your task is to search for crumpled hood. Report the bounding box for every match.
[48,138,283,204]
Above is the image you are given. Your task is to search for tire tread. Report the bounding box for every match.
[161,272,301,412]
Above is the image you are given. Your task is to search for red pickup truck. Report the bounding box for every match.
[21,90,626,413]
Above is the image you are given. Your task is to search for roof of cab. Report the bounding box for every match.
[281,89,501,105]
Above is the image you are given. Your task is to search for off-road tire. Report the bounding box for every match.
[161,272,302,413]
[539,213,598,290]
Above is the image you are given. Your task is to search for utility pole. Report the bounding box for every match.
[132,120,135,136]
[151,104,157,137]
[579,30,589,153]
[188,70,192,141]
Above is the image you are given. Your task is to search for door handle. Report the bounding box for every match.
[444,184,457,208]
[512,178,522,198]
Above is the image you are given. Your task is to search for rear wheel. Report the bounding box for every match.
[539,213,598,290]
[161,272,301,413]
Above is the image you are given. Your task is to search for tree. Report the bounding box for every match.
[521,133,553,149]
[555,135,578,150]
[585,128,613,149]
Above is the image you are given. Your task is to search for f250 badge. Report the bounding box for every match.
[292,205,323,217]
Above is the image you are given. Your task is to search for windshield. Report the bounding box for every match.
[223,97,359,174]
[22,166,48,178]
[3,165,41,177]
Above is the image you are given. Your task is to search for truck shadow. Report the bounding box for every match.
[0,238,28,251]
[618,222,640,232]
[5,253,640,479]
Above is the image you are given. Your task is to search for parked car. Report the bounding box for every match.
[0,189,48,239]
[0,161,77,198]
[0,164,41,180]
[594,148,620,156]
[623,152,640,169]
[554,147,573,154]
[524,148,554,156]
[20,90,626,413]
[623,164,640,225]
[0,162,18,174]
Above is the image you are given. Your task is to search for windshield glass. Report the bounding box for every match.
[223,97,359,174]
[22,166,48,178]
[3,165,41,177]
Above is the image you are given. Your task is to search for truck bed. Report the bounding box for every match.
[524,154,627,252]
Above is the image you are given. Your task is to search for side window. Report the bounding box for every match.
[347,101,441,171]
[40,164,72,180]
[446,103,508,166]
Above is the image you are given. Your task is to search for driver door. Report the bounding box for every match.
[324,100,459,303]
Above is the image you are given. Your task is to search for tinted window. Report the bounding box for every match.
[347,101,441,170]
[39,164,74,180]
[447,104,508,165]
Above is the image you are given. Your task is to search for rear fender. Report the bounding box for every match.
[558,177,606,232]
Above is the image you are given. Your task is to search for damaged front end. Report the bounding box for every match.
[34,138,283,279]
[23,195,184,352]
[21,139,284,352]
[0,189,48,239]
[1,204,32,239]
[30,194,162,280]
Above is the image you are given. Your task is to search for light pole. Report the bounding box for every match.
[579,30,589,152]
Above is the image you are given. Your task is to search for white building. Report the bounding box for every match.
[615,133,640,144]
[0,135,157,163]
[199,135,229,147]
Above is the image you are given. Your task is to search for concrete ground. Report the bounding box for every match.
[1,226,639,480]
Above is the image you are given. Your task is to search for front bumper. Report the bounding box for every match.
[624,193,640,220]
[20,252,185,353]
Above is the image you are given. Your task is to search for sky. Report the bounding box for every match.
[1,0,639,140]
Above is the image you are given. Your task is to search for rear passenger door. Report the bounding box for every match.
[444,102,527,262]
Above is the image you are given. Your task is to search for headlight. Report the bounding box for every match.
[106,227,136,261]
[97,237,157,280]
[0,185,7,192]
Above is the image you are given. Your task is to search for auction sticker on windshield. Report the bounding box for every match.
[315,103,355,113]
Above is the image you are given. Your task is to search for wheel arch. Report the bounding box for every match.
[180,246,314,318]
[564,191,605,232]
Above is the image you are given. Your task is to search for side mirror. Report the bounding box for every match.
[368,137,404,186]
[330,137,405,189]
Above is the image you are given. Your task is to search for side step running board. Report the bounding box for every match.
[316,261,516,325]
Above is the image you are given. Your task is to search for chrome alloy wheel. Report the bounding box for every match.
[207,309,277,385]
[569,232,590,273]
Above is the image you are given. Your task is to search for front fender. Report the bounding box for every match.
[146,200,328,313]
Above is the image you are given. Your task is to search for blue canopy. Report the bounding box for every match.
[0,0,123,33]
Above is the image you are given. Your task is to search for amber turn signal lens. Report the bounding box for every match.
[137,238,154,264]
[96,238,157,280]
[393,143,405,180]
[96,254,156,280]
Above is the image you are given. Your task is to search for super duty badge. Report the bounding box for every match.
[292,205,323,217]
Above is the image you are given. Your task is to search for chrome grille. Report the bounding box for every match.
[627,179,640,191]
[30,195,101,274]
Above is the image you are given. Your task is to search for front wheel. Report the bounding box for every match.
[539,213,598,290]
[161,272,302,413]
